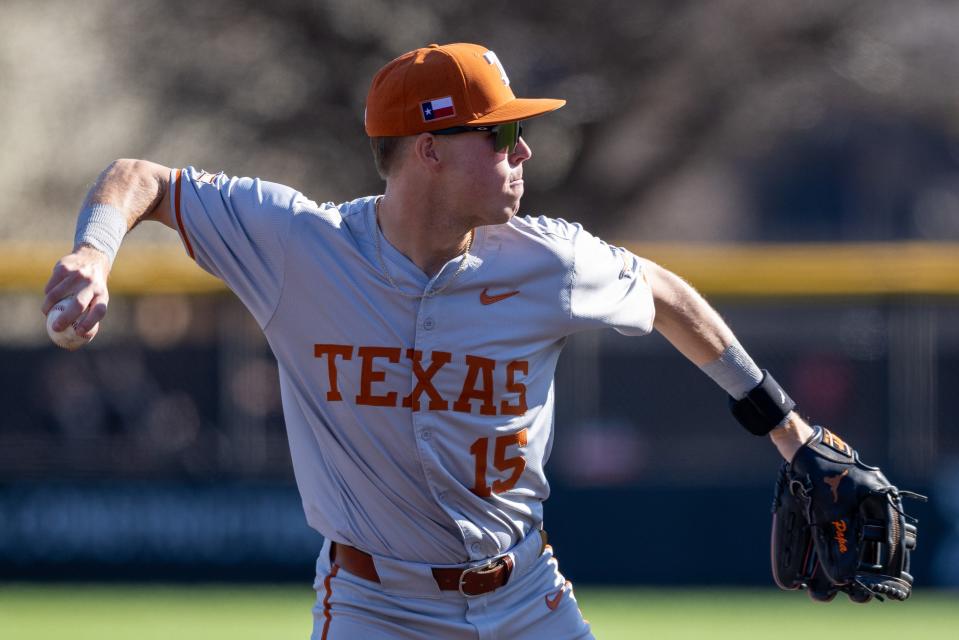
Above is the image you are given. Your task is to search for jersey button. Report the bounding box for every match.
[423,317,435,330]
[421,430,432,440]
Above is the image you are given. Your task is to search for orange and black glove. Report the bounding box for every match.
[771,426,926,602]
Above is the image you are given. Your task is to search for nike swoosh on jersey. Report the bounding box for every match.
[545,582,569,611]
[480,288,520,305]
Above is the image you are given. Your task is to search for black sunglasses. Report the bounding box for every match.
[431,121,524,154]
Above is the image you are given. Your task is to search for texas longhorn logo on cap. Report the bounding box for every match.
[482,51,510,86]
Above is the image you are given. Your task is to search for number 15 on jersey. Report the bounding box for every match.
[469,428,528,497]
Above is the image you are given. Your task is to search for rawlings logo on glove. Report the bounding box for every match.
[771,426,927,602]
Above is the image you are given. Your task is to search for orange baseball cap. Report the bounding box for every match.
[365,43,566,137]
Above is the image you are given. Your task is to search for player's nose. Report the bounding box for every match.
[511,136,532,164]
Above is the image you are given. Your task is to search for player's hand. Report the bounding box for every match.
[42,245,111,335]
[769,413,817,461]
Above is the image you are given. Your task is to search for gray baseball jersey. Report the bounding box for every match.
[169,166,655,564]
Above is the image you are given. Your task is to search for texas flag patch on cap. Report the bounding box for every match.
[421,96,455,122]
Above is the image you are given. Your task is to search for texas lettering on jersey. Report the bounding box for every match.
[314,343,528,416]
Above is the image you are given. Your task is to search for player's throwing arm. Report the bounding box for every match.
[42,160,175,345]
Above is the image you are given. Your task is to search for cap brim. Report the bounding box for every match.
[466,98,566,126]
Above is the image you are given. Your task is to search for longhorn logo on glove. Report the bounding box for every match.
[824,469,849,503]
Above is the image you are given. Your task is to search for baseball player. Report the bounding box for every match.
[43,43,916,638]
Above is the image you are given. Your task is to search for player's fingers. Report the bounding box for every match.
[43,260,72,296]
[76,294,108,335]
[56,287,99,333]
[43,251,110,315]
[73,284,96,309]
[42,261,75,313]
[49,295,87,332]
[42,272,80,316]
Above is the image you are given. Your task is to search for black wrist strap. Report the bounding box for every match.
[729,369,796,436]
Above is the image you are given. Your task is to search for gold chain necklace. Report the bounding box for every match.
[373,197,474,299]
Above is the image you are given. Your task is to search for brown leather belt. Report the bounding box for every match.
[331,542,515,597]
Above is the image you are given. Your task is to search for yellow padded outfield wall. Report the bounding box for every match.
[3,242,959,297]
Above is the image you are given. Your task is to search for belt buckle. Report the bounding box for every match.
[458,557,499,598]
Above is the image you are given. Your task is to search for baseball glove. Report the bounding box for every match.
[771,426,926,602]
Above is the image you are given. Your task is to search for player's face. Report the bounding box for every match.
[435,125,532,226]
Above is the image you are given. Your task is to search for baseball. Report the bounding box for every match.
[46,297,99,351]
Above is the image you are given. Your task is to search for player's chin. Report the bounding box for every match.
[500,200,521,221]
[504,181,524,216]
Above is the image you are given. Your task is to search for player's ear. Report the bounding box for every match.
[412,133,442,172]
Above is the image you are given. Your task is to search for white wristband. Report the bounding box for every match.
[74,203,127,265]
[699,343,763,400]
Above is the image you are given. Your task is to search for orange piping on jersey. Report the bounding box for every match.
[173,169,195,260]
[320,564,339,639]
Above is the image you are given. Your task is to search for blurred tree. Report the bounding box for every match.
[2,0,959,242]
